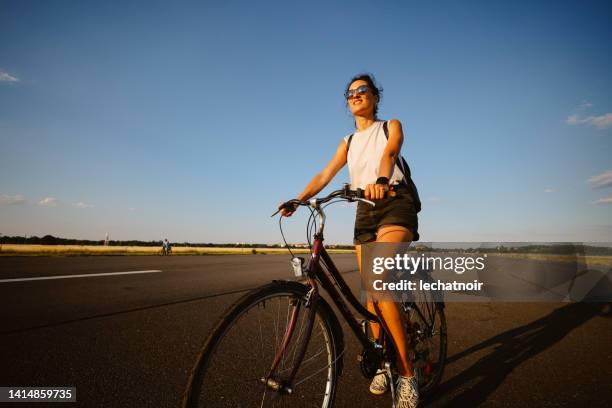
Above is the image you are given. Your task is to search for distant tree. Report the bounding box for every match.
[40,235,57,245]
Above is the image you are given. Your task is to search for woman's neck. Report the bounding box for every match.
[354,115,376,132]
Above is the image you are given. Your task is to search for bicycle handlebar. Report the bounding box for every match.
[272,184,386,217]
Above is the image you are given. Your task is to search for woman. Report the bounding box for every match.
[280,73,420,408]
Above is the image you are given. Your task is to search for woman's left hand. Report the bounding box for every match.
[364,183,389,200]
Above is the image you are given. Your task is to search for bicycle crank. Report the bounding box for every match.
[357,348,381,379]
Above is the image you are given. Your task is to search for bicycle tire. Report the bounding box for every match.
[412,303,447,396]
[404,272,447,397]
[182,280,344,408]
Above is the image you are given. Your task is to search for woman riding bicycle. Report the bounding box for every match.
[280,73,421,408]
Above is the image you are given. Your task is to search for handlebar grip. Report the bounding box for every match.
[354,187,395,198]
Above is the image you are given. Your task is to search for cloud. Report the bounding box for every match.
[38,197,58,207]
[593,197,612,205]
[587,170,612,190]
[73,201,94,208]
[0,70,19,83]
[578,100,593,110]
[428,196,441,203]
[566,113,612,130]
[0,194,26,205]
[544,188,554,193]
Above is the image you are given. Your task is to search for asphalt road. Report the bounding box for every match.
[0,255,610,407]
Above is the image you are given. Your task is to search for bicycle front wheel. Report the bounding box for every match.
[183,281,343,408]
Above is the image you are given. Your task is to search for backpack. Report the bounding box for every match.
[346,120,422,213]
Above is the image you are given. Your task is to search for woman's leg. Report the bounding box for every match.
[371,225,414,377]
[356,243,383,342]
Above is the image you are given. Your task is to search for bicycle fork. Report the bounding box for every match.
[260,288,319,395]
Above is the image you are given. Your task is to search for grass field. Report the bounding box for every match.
[0,244,354,256]
[2,245,611,267]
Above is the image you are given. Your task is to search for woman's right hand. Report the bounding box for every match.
[279,201,299,217]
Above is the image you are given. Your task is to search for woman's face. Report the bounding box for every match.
[347,79,378,118]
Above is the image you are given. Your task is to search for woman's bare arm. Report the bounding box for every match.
[297,140,348,200]
[364,119,404,200]
[281,140,348,216]
[378,119,404,179]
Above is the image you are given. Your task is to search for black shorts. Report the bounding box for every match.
[354,184,420,245]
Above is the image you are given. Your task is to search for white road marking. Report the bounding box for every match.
[0,270,163,283]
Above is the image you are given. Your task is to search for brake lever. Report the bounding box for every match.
[357,198,376,207]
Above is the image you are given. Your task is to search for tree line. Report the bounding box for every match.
[0,235,355,249]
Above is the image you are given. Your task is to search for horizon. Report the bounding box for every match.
[3,234,612,252]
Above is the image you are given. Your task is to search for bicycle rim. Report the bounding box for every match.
[184,283,338,407]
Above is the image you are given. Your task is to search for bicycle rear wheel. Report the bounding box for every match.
[182,281,343,408]
[404,271,447,396]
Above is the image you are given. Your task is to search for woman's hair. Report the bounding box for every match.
[344,73,383,119]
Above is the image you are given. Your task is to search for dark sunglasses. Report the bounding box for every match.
[345,85,370,99]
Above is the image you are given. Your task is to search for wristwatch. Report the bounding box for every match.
[376,177,389,185]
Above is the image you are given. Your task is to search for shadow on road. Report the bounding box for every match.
[426,301,611,407]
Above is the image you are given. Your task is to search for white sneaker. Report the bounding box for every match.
[368,368,389,395]
[395,375,419,408]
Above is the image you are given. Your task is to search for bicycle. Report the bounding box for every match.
[182,184,447,407]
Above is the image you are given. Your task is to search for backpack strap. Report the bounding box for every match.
[346,133,354,152]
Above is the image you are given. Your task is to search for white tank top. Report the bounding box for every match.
[343,120,406,190]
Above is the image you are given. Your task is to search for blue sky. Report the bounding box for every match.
[1,0,611,244]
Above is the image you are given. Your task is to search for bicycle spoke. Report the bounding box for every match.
[257,303,266,379]
[293,347,344,387]
[275,297,280,354]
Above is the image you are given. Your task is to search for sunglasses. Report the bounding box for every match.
[345,85,371,99]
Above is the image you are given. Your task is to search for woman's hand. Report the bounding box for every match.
[364,183,389,200]
[279,201,299,217]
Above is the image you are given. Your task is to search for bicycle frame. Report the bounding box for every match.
[181,188,445,408]
[266,191,440,395]
[267,200,395,391]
